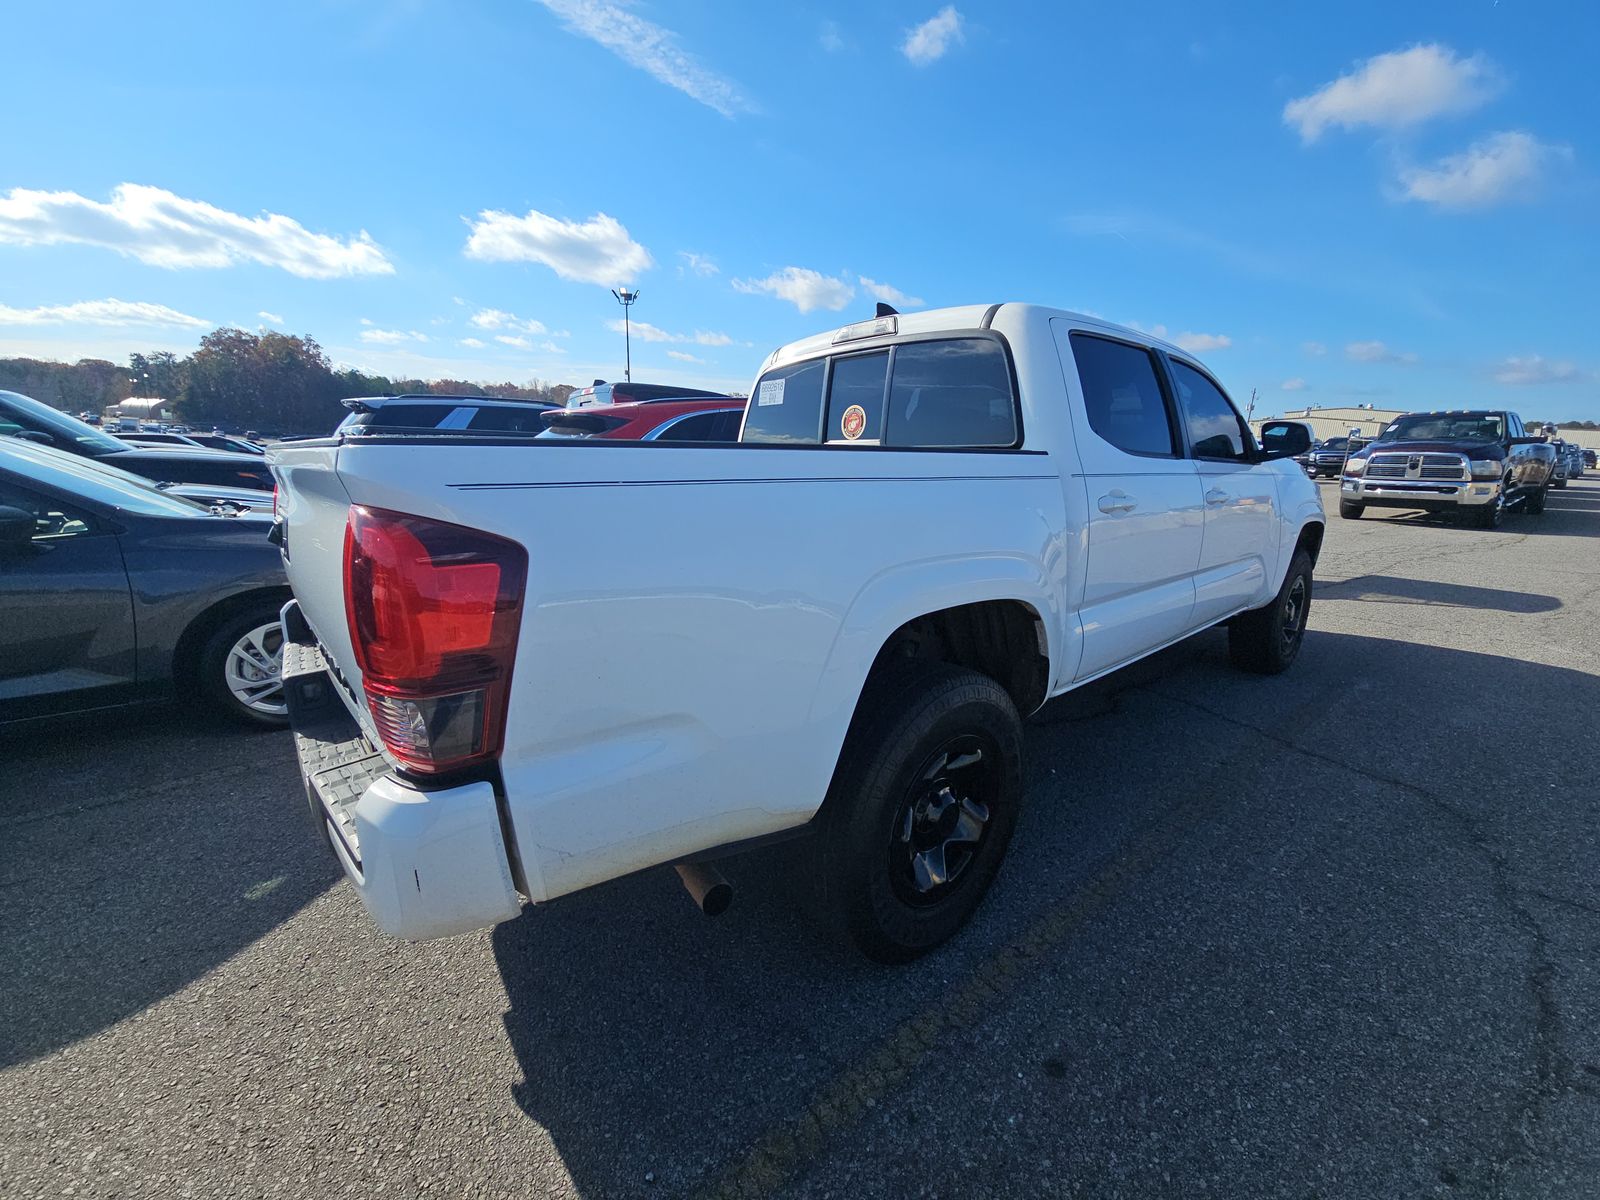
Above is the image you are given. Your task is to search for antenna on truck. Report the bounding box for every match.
[875,302,899,318]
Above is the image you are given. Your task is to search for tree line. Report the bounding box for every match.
[0,328,576,433]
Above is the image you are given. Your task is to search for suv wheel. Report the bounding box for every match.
[817,663,1022,963]
[1229,550,1312,675]
[196,603,288,727]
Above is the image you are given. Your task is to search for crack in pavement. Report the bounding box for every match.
[1141,684,1574,1198]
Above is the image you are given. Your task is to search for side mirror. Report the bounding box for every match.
[1259,420,1312,460]
[0,505,36,554]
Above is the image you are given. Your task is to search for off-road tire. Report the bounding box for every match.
[1228,550,1313,676]
[817,662,1023,963]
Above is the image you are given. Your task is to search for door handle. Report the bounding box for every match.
[1204,488,1229,506]
[1097,492,1136,514]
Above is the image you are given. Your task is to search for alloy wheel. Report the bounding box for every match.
[224,620,286,717]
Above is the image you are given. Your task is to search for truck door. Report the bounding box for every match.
[1162,356,1279,625]
[0,477,136,717]
[1052,323,1204,680]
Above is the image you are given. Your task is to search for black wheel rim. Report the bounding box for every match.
[888,734,999,908]
[1281,575,1308,654]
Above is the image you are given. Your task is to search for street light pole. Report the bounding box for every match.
[611,288,639,383]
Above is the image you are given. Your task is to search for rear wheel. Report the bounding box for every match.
[195,603,288,727]
[1339,500,1364,519]
[817,663,1022,963]
[1525,485,1547,515]
[1229,550,1312,675]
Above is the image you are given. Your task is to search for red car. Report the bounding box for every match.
[537,397,747,442]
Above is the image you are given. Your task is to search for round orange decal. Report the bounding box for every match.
[841,404,867,440]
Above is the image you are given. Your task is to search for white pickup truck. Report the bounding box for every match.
[271,304,1322,961]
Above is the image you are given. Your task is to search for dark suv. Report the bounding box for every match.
[335,394,557,436]
[1309,436,1353,478]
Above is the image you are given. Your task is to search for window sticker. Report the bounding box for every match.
[841,404,867,440]
[758,379,786,407]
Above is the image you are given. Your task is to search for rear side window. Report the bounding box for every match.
[742,359,826,444]
[1070,334,1177,457]
[347,405,455,432]
[886,338,1016,448]
[467,406,548,434]
[826,352,889,444]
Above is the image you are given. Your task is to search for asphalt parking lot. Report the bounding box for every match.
[4,478,1599,1200]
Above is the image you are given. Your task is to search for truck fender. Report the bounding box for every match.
[805,552,1063,737]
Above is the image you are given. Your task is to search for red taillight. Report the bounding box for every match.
[343,506,527,775]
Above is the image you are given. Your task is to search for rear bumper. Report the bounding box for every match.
[1340,477,1500,510]
[281,601,523,940]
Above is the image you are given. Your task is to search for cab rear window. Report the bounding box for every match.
[743,336,1017,449]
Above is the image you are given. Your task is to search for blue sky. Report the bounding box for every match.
[3,0,1597,419]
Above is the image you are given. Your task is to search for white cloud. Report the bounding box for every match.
[1302,341,1327,357]
[257,310,284,325]
[0,183,393,278]
[1281,378,1309,392]
[732,266,855,313]
[495,334,533,349]
[820,21,845,53]
[531,0,755,117]
[463,207,652,286]
[902,6,964,67]
[1173,332,1231,353]
[678,250,719,276]
[0,297,209,329]
[361,328,428,345]
[359,317,375,325]
[666,349,704,363]
[459,337,486,348]
[605,318,735,346]
[858,276,925,308]
[470,307,548,334]
[1492,355,1583,386]
[1346,340,1417,364]
[1283,44,1502,142]
[540,341,566,354]
[1396,131,1567,210]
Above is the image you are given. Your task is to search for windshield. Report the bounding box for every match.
[1379,414,1504,443]
[0,390,128,455]
[0,438,215,518]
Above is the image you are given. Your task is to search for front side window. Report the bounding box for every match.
[886,339,1016,448]
[0,480,97,540]
[826,352,889,444]
[742,359,826,444]
[1169,360,1249,461]
[1070,334,1177,458]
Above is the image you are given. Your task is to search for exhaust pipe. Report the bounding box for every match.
[674,862,733,917]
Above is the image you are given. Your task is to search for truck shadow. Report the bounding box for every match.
[490,630,1600,1198]
[0,706,339,1070]
[1313,573,1560,613]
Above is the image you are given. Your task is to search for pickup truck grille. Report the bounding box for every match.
[1366,452,1468,481]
